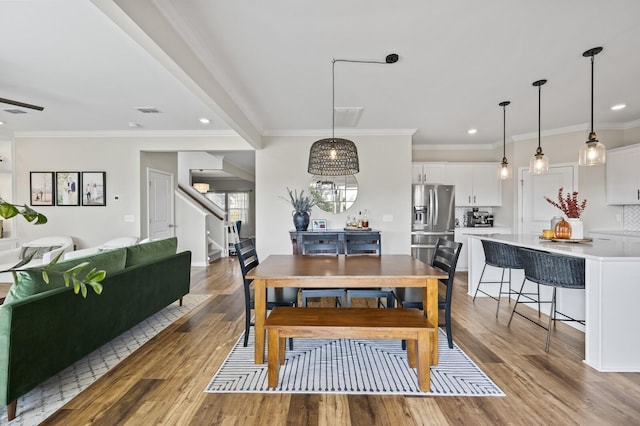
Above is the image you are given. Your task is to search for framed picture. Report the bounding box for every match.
[56,172,80,206]
[312,219,327,231]
[30,172,55,206]
[81,172,106,206]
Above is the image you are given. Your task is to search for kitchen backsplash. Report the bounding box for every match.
[624,205,640,231]
[454,206,494,228]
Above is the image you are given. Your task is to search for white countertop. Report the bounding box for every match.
[468,233,640,261]
[589,230,640,238]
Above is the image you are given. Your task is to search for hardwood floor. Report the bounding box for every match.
[41,257,640,425]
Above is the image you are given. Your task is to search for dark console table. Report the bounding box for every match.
[289,229,381,255]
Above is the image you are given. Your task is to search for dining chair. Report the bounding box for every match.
[507,247,585,352]
[299,233,345,307]
[393,238,462,349]
[344,233,395,308]
[235,239,298,348]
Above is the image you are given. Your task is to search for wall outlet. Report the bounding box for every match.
[382,214,393,222]
[124,215,134,223]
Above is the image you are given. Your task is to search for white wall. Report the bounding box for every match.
[255,134,412,257]
[12,134,249,249]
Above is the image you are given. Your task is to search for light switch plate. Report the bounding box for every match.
[124,215,134,223]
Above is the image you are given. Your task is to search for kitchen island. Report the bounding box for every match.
[467,233,640,372]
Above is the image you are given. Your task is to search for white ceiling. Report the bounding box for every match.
[2,0,640,160]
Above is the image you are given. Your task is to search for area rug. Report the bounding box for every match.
[1,294,211,426]
[205,328,504,397]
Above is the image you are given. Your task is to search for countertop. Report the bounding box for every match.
[588,230,640,238]
[467,233,640,261]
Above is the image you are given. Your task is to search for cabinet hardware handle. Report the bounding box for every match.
[468,196,471,203]
[473,196,476,203]
[637,189,639,200]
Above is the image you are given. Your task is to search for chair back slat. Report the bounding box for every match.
[517,247,585,289]
[300,233,340,256]
[481,239,523,269]
[235,239,259,284]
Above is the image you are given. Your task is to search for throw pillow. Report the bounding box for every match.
[3,247,127,305]
[125,237,178,267]
[19,245,62,260]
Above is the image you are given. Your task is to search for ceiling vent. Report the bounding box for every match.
[3,109,27,114]
[334,107,363,127]
[135,107,162,114]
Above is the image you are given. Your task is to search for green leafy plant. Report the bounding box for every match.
[0,199,106,298]
[281,187,316,213]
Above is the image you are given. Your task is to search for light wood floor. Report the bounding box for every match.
[39,257,640,425]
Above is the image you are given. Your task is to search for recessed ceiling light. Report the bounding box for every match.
[467,128,477,135]
[611,104,626,111]
[199,117,211,124]
[128,122,142,128]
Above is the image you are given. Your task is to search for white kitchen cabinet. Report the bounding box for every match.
[606,145,640,205]
[445,163,502,206]
[454,227,511,271]
[412,163,445,184]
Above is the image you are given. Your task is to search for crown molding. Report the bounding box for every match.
[412,143,496,151]
[511,122,631,142]
[263,128,417,137]
[13,129,241,138]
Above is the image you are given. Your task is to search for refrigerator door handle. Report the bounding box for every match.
[434,188,439,226]
[429,189,434,229]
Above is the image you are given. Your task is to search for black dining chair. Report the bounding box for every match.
[393,238,462,349]
[235,239,298,348]
[344,233,395,308]
[508,247,585,352]
[299,233,346,307]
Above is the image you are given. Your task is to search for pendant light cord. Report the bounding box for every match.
[590,54,594,134]
[503,104,506,158]
[538,83,542,150]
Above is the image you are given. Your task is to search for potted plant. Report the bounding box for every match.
[282,188,316,231]
[0,199,105,297]
[544,188,587,239]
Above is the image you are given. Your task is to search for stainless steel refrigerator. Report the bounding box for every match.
[411,184,455,264]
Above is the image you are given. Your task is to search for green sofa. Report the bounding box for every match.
[0,237,191,421]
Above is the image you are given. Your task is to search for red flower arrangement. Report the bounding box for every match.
[544,187,587,219]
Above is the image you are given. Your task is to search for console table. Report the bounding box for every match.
[289,229,381,254]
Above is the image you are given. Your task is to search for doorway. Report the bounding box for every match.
[518,164,577,235]
[147,168,175,240]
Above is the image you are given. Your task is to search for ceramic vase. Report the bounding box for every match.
[554,218,572,239]
[293,211,310,231]
[566,218,584,240]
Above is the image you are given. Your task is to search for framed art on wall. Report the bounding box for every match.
[81,172,106,206]
[30,172,55,206]
[56,171,80,206]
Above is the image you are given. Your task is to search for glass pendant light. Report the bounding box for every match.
[579,46,606,166]
[529,79,549,174]
[498,101,512,180]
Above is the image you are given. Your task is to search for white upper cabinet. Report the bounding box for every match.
[412,163,445,184]
[606,145,640,205]
[445,163,502,206]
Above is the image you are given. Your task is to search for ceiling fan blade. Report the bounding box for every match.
[0,97,44,111]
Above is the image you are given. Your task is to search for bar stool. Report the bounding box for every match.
[508,247,585,352]
[473,240,538,317]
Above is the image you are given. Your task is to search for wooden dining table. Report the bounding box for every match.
[247,254,447,365]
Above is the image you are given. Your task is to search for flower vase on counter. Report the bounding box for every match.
[566,218,583,240]
[554,218,572,239]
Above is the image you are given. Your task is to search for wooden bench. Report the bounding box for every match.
[264,307,436,391]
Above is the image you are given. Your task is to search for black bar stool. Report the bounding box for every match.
[508,247,585,352]
[473,240,538,317]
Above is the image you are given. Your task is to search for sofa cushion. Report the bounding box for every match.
[125,237,177,267]
[3,247,127,305]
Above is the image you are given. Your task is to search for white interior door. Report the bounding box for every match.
[519,165,577,235]
[147,168,174,240]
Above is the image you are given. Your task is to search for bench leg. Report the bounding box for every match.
[279,337,286,365]
[416,330,432,392]
[7,400,17,421]
[406,339,417,368]
[267,329,280,388]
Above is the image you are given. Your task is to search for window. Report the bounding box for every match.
[206,191,250,225]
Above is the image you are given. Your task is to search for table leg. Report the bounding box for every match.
[254,278,266,364]
[425,277,438,365]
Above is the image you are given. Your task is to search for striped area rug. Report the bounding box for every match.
[205,329,504,396]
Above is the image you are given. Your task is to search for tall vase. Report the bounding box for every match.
[566,218,584,240]
[554,217,572,239]
[292,211,310,231]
